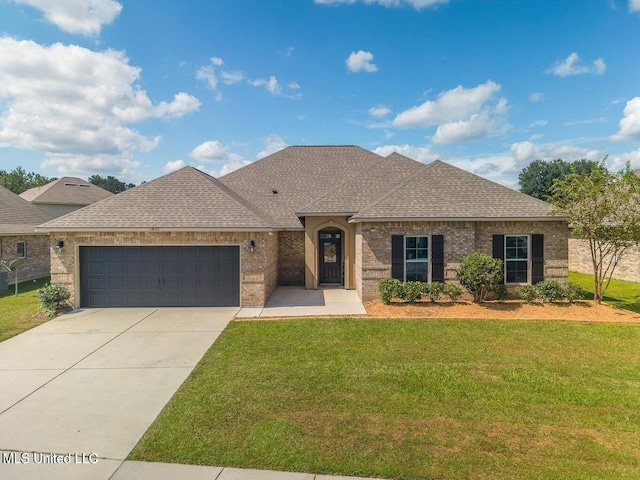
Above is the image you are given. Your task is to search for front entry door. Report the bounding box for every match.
[319,230,342,284]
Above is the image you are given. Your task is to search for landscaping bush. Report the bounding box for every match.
[423,282,444,302]
[400,281,424,303]
[536,280,565,303]
[515,285,538,303]
[36,283,71,316]
[491,285,509,301]
[455,253,504,303]
[378,278,403,304]
[563,282,587,303]
[442,283,464,302]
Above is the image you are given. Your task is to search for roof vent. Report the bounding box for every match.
[272,189,278,194]
[64,183,77,186]
[79,184,91,187]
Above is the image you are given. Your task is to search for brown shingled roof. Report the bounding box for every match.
[39,167,275,231]
[219,146,383,228]
[20,177,113,206]
[0,185,53,235]
[350,159,555,221]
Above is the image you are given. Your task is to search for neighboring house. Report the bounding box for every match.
[0,185,54,285]
[20,177,113,217]
[569,239,640,283]
[38,146,568,308]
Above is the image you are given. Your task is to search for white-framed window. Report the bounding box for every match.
[16,241,26,259]
[405,236,429,282]
[504,235,529,284]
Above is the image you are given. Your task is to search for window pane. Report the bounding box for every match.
[405,237,416,249]
[506,260,528,283]
[406,262,428,282]
[406,250,416,260]
[416,248,428,259]
[416,237,428,249]
[16,242,26,259]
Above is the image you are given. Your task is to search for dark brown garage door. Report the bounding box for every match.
[79,246,240,307]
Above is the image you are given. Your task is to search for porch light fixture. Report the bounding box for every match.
[55,240,64,252]
[249,240,256,253]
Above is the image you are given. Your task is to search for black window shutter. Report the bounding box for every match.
[531,234,544,284]
[391,235,404,280]
[431,235,444,283]
[492,234,505,285]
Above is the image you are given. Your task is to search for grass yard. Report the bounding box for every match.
[131,318,640,479]
[569,271,640,314]
[0,276,50,342]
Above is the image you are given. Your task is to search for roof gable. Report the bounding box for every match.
[0,185,53,235]
[351,160,556,220]
[219,146,384,228]
[20,177,113,206]
[40,167,275,231]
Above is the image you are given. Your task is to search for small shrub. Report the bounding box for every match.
[536,280,565,303]
[455,253,504,303]
[378,278,403,304]
[423,282,444,302]
[564,282,587,303]
[442,283,464,302]
[516,285,538,303]
[37,283,71,316]
[401,281,424,303]
[491,285,509,302]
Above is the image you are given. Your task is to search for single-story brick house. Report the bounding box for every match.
[20,176,113,218]
[0,185,54,285]
[39,146,568,308]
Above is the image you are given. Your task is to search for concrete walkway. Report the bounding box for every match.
[237,286,367,318]
[0,307,237,480]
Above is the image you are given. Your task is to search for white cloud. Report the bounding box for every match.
[249,76,282,95]
[163,159,187,174]
[630,0,640,12]
[546,52,606,77]
[530,92,543,102]
[315,0,448,9]
[0,37,199,178]
[14,0,122,36]
[392,80,507,144]
[368,105,392,117]
[611,97,640,141]
[346,50,378,73]
[373,144,439,163]
[510,141,602,169]
[189,140,244,164]
[196,57,244,96]
[221,71,244,84]
[42,153,140,180]
[257,134,288,159]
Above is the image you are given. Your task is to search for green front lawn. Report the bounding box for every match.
[569,271,640,314]
[131,318,640,479]
[0,276,50,342]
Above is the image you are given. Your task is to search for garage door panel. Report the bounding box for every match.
[80,246,239,307]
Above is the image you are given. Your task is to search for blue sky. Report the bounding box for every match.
[1,0,640,188]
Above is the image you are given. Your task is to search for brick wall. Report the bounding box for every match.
[277,230,305,285]
[569,238,640,282]
[0,234,50,286]
[50,231,277,307]
[358,220,569,301]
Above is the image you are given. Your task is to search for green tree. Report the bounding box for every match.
[551,162,640,304]
[455,253,504,303]
[519,159,602,201]
[0,167,55,194]
[88,175,135,194]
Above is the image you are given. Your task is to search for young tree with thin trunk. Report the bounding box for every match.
[551,162,640,304]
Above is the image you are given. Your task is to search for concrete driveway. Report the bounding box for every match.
[0,307,238,480]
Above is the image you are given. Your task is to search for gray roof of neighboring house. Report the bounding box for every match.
[0,185,54,235]
[350,160,556,221]
[39,167,275,231]
[20,177,113,206]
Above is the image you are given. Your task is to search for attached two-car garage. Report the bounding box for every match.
[79,246,240,307]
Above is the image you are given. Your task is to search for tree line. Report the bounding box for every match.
[0,167,136,194]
